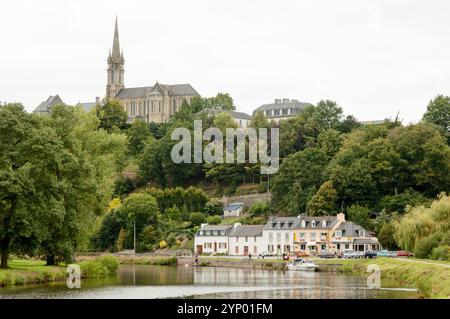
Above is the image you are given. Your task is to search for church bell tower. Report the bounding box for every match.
[106,16,125,100]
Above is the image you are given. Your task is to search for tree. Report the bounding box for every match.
[206,93,235,111]
[249,202,270,217]
[307,181,337,216]
[422,95,450,132]
[271,148,329,215]
[204,200,223,216]
[346,204,372,230]
[250,112,269,129]
[117,193,160,251]
[378,223,398,250]
[127,119,152,155]
[96,99,127,132]
[312,100,344,133]
[190,212,206,226]
[339,115,361,133]
[206,215,222,225]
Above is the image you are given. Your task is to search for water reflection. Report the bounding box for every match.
[0,265,418,299]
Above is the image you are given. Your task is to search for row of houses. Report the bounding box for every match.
[194,213,381,256]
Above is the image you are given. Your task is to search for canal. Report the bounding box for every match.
[0,265,418,299]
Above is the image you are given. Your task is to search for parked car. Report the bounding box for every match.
[258,252,274,259]
[364,251,378,259]
[343,250,358,259]
[296,251,310,258]
[396,251,414,258]
[377,250,397,258]
[318,251,336,259]
[355,251,365,259]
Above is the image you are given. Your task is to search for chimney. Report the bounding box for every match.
[95,97,100,103]
[233,223,242,229]
[274,99,282,104]
[200,223,208,229]
[337,213,345,222]
[283,98,290,103]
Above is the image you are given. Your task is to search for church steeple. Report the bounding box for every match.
[106,16,125,100]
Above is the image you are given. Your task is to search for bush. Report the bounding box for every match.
[159,240,168,249]
[206,215,222,225]
[249,202,270,217]
[430,245,450,261]
[190,212,206,226]
[113,176,135,197]
[414,232,443,259]
[79,261,109,278]
[97,255,119,273]
[204,200,223,216]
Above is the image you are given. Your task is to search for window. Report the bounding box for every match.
[282,108,288,115]
[310,232,316,240]
[274,109,280,116]
[245,236,248,242]
[235,246,239,254]
[276,233,281,243]
[301,220,306,228]
[322,220,327,228]
[269,232,273,243]
[300,244,306,250]
[254,236,257,242]
[254,246,257,254]
[285,232,289,242]
[335,231,342,237]
[300,232,306,239]
[159,101,162,113]
[173,99,176,113]
[345,244,350,249]
[311,221,316,228]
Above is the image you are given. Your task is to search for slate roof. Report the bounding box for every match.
[297,216,339,230]
[115,83,199,100]
[33,95,65,113]
[195,225,233,237]
[263,217,302,230]
[229,225,264,237]
[253,100,311,117]
[336,221,367,237]
[224,203,244,211]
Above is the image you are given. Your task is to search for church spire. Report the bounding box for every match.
[112,15,121,59]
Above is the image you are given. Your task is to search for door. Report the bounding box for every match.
[196,245,203,255]
[244,246,249,256]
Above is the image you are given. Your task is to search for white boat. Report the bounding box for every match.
[286,258,319,272]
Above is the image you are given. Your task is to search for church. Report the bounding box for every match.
[106,17,199,123]
[34,17,199,123]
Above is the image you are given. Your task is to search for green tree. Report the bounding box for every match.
[206,215,222,225]
[250,112,269,129]
[249,202,270,217]
[96,99,127,132]
[190,212,206,226]
[204,200,223,216]
[346,204,372,230]
[307,181,337,216]
[127,119,152,155]
[378,222,398,250]
[313,100,344,132]
[422,95,450,132]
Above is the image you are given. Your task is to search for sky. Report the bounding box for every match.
[1,0,449,123]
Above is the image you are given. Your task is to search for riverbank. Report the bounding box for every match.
[0,259,66,287]
[315,258,450,298]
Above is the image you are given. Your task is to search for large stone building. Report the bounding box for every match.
[105,17,199,123]
[253,98,312,122]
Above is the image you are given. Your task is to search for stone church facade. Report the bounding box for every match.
[106,18,199,123]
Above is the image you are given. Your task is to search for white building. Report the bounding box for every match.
[223,203,244,218]
[194,224,233,255]
[228,225,265,256]
[196,108,252,128]
[253,99,312,123]
[262,217,301,255]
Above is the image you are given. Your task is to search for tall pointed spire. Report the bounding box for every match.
[112,15,121,59]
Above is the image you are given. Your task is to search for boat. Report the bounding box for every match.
[286,258,319,272]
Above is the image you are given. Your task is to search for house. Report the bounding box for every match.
[223,203,244,218]
[293,214,343,254]
[33,95,65,115]
[194,224,233,255]
[253,99,312,123]
[331,221,381,252]
[262,217,301,255]
[228,225,264,256]
[196,108,252,128]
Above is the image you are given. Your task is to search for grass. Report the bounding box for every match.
[116,255,178,266]
[315,258,450,298]
[0,259,66,287]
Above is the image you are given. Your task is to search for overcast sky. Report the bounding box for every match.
[1,0,449,123]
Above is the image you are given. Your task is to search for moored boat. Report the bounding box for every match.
[286,258,319,272]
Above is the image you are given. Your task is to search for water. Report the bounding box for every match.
[0,265,418,299]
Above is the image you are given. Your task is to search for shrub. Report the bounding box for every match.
[190,212,206,226]
[204,200,223,216]
[97,255,119,273]
[249,202,270,217]
[414,232,443,259]
[79,261,109,278]
[159,240,168,249]
[430,245,450,261]
[113,176,135,197]
[206,215,222,225]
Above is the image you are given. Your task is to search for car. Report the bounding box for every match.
[296,251,310,258]
[318,251,336,259]
[257,252,274,259]
[364,251,378,259]
[377,250,396,258]
[355,251,365,259]
[396,251,414,258]
[343,250,358,259]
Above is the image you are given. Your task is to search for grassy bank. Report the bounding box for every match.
[315,258,450,298]
[0,259,66,287]
[76,254,178,266]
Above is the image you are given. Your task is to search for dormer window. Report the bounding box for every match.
[322,220,327,228]
[311,221,316,228]
[301,220,306,228]
[335,230,342,237]
[288,222,293,228]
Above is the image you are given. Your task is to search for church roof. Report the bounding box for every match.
[114,83,199,100]
[33,95,65,113]
[76,102,97,112]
